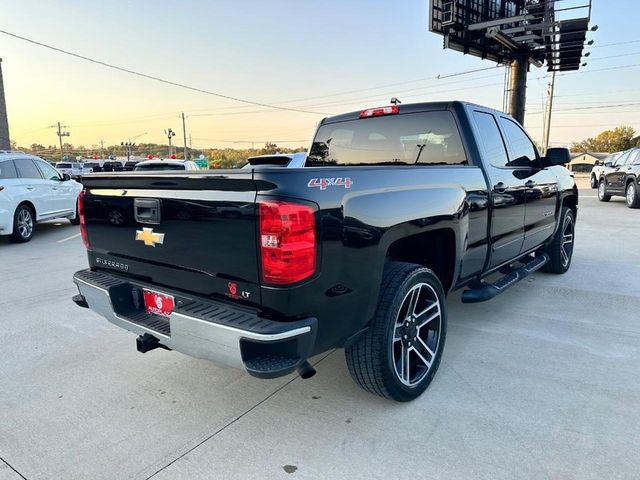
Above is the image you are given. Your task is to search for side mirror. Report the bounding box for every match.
[542,147,571,167]
[594,160,600,166]
[62,173,71,181]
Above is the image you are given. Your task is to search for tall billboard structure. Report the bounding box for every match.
[429,0,593,124]
[0,58,10,150]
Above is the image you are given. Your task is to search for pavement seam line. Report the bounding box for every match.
[0,455,29,480]
[142,349,337,480]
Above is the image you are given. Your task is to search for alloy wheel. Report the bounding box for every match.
[627,183,636,206]
[392,282,442,387]
[598,181,606,200]
[17,209,33,239]
[561,215,574,268]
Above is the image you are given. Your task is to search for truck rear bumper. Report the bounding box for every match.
[72,269,317,378]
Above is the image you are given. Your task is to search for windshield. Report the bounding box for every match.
[135,163,186,171]
[307,111,467,167]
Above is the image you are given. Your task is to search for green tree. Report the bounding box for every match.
[571,126,636,153]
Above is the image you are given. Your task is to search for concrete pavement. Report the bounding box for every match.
[0,190,638,479]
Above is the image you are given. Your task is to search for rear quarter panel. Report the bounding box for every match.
[253,165,488,352]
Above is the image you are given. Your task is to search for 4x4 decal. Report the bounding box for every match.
[307,177,353,190]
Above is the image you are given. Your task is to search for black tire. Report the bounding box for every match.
[69,201,80,225]
[590,175,597,189]
[541,207,575,274]
[625,181,640,208]
[345,262,447,402]
[8,204,35,243]
[598,179,611,202]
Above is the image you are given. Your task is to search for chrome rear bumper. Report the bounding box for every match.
[73,269,316,378]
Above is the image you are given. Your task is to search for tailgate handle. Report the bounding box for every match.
[134,198,161,224]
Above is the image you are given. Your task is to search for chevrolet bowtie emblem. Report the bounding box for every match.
[135,227,165,247]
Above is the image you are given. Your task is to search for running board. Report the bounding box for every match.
[461,253,549,303]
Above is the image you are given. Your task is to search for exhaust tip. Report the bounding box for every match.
[297,360,316,379]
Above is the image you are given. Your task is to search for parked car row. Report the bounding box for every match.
[593,148,640,208]
[1,151,83,242]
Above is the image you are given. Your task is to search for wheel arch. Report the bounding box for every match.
[384,228,458,293]
[16,200,36,218]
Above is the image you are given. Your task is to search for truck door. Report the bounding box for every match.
[497,116,558,252]
[471,111,526,268]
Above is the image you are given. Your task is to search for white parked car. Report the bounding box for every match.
[133,159,201,171]
[55,162,92,179]
[0,152,83,243]
[590,152,621,189]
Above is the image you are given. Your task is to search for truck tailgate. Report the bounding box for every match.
[81,172,261,304]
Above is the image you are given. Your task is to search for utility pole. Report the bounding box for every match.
[99,139,104,159]
[0,58,11,150]
[50,122,70,161]
[508,56,528,125]
[165,128,176,157]
[181,112,188,160]
[541,71,556,155]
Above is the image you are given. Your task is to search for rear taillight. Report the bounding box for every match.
[78,190,89,248]
[259,200,316,285]
[359,105,399,118]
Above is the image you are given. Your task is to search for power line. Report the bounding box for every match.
[0,29,330,116]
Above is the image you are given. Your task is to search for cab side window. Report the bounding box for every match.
[14,159,43,179]
[36,160,62,181]
[499,117,538,167]
[472,111,509,168]
[0,160,18,178]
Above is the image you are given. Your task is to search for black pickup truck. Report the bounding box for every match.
[72,101,577,401]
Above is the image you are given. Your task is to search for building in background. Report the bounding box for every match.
[0,58,10,150]
[569,152,609,173]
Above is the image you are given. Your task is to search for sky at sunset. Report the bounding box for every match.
[1,0,639,151]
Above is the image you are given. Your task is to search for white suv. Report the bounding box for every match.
[0,152,83,243]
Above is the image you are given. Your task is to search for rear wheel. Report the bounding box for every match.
[625,181,640,208]
[590,175,597,189]
[598,179,611,202]
[8,204,35,243]
[541,207,574,274]
[345,262,447,402]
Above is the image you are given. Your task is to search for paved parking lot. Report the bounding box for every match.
[1,188,639,480]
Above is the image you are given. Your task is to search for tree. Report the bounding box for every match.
[571,126,637,153]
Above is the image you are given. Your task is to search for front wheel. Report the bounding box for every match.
[626,182,640,208]
[345,262,447,402]
[590,175,598,189]
[598,179,611,202]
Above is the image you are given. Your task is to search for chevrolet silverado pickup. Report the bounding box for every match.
[72,101,577,401]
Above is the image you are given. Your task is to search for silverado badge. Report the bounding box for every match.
[135,227,165,247]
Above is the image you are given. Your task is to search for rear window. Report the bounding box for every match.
[0,160,18,179]
[307,111,467,167]
[135,163,186,171]
[57,163,72,168]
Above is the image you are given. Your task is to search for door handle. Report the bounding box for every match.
[493,182,507,193]
[52,187,59,191]
[26,186,34,191]
[525,180,536,189]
